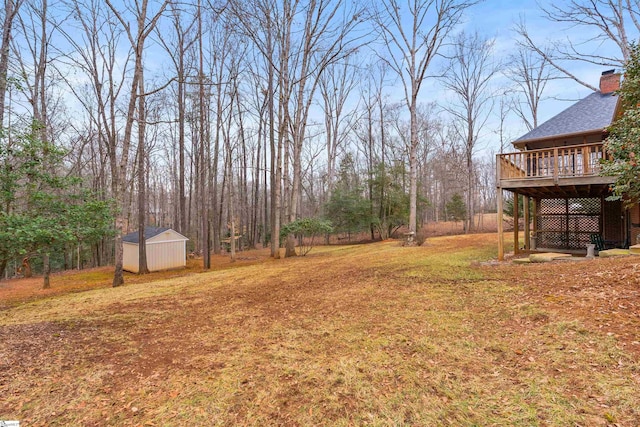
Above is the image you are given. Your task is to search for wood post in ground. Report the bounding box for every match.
[524,195,530,251]
[513,192,519,255]
[532,198,538,247]
[497,188,504,261]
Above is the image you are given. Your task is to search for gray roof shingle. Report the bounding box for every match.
[515,91,619,143]
[122,226,171,244]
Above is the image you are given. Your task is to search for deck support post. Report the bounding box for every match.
[524,195,530,250]
[497,187,504,261]
[532,198,538,248]
[513,192,520,254]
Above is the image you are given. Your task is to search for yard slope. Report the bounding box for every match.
[1,234,639,426]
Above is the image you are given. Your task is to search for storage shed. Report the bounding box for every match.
[123,227,189,273]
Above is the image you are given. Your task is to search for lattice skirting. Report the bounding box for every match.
[536,198,600,250]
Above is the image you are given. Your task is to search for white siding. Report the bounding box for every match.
[146,240,186,271]
[123,242,140,273]
[147,229,187,244]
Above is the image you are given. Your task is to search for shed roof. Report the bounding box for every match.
[514,91,619,144]
[122,226,187,244]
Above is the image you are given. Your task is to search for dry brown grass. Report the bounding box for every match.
[0,251,271,309]
[422,213,499,237]
[1,234,639,426]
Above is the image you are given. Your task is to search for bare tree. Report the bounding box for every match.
[283,0,363,257]
[231,0,363,258]
[374,0,475,239]
[58,0,130,272]
[105,0,168,286]
[12,0,60,287]
[506,45,554,131]
[156,1,197,236]
[441,31,498,233]
[246,56,269,249]
[194,0,211,269]
[0,0,23,128]
[495,95,511,154]
[208,10,235,258]
[12,0,51,139]
[319,56,359,203]
[353,63,391,239]
[516,1,640,90]
[229,0,281,258]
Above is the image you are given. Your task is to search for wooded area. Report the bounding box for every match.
[0,0,637,284]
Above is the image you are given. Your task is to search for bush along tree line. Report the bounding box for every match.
[288,153,429,254]
[280,218,333,256]
[0,122,114,287]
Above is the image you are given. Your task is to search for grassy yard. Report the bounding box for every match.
[1,234,639,426]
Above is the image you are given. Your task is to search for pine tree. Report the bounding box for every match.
[445,193,466,223]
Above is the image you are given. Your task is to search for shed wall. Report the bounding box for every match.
[146,240,186,271]
[147,229,186,244]
[123,242,140,273]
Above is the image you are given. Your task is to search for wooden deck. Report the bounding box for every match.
[495,142,618,260]
[497,143,615,197]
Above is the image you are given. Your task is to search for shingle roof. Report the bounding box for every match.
[122,226,171,244]
[515,91,619,143]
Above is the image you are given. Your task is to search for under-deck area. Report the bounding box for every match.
[496,143,625,260]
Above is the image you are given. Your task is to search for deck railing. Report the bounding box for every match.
[498,143,610,182]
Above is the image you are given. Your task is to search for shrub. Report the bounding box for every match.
[281,218,333,256]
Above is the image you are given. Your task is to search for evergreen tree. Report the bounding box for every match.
[445,193,466,222]
[324,154,372,240]
[0,125,113,286]
[602,43,640,205]
[503,194,533,219]
[370,161,410,239]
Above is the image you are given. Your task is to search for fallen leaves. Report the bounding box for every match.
[1,235,640,425]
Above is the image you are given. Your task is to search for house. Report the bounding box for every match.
[496,70,640,259]
[123,227,189,273]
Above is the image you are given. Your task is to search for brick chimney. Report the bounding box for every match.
[600,69,621,94]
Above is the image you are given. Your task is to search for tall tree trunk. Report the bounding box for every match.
[0,0,21,128]
[197,0,210,269]
[212,70,223,256]
[251,110,263,249]
[137,73,149,274]
[263,120,269,248]
[227,141,236,262]
[408,93,418,239]
[178,51,187,235]
[42,253,50,289]
[268,16,280,259]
